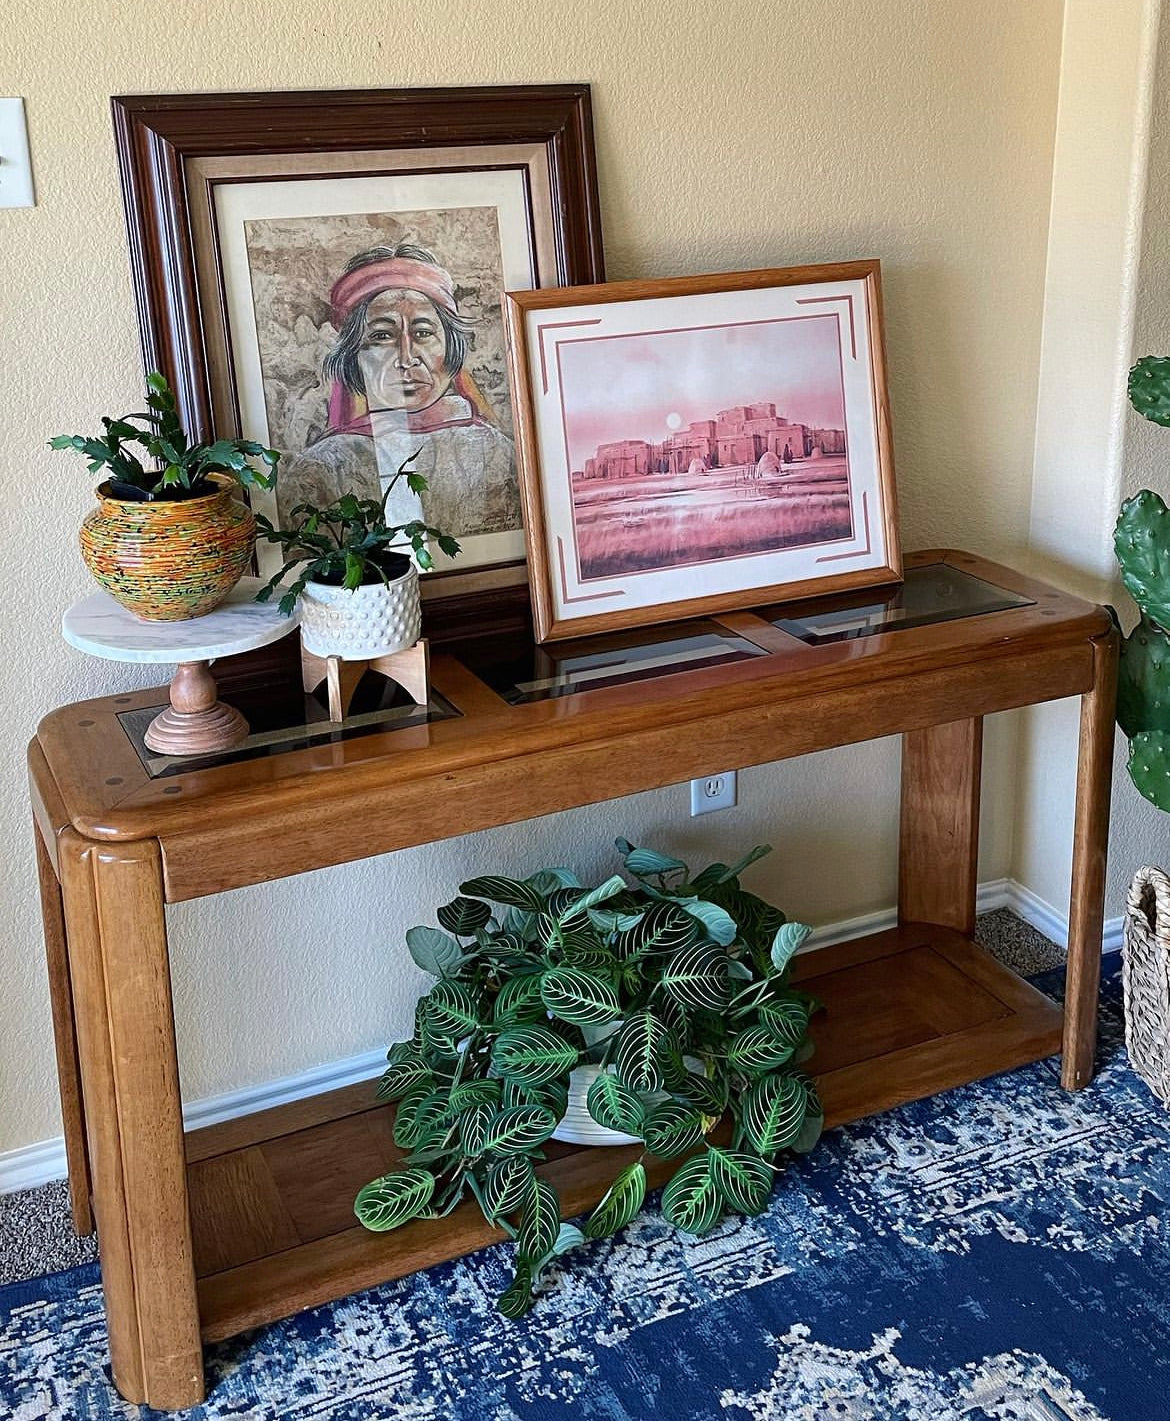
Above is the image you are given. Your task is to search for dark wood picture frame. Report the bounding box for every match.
[111,85,606,644]
[504,261,901,642]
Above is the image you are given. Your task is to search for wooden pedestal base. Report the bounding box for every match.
[301,639,430,723]
[144,662,249,756]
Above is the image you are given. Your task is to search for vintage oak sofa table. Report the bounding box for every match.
[29,549,1116,1410]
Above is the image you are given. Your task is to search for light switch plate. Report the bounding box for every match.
[690,770,737,816]
[0,99,35,208]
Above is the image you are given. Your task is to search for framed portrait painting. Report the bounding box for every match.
[503,261,901,641]
[111,86,605,634]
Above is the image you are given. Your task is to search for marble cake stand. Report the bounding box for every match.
[62,577,299,756]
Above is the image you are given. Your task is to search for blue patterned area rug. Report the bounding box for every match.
[5,963,1169,1420]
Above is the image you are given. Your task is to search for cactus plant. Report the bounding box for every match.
[1129,355,1170,427]
[1127,732,1170,813]
[1114,355,1170,810]
[1118,615,1170,741]
[1115,489,1170,627]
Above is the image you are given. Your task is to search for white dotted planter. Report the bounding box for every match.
[298,564,421,661]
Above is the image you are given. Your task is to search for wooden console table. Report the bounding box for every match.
[28,550,1116,1410]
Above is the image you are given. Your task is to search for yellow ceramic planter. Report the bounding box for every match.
[79,472,256,622]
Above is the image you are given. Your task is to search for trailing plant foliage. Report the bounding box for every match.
[1115,355,1170,810]
[49,372,279,501]
[255,454,461,616]
[355,839,823,1318]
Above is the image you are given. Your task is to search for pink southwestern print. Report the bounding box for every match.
[552,313,853,583]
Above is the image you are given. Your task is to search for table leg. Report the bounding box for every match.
[899,717,984,935]
[58,831,204,1409]
[32,818,92,1236]
[1063,630,1119,1090]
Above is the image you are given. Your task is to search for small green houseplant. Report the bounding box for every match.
[50,372,280,621]
[50,371,279,501]
[1114,355,1170,807]
[355,838,823,1318]
[256,458,460,660]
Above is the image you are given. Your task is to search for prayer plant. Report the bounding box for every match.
[49,371,279,500]
[355,838,823,1318]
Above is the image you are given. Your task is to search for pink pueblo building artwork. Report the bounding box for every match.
[561,316,851,580]
[504,265,901,641]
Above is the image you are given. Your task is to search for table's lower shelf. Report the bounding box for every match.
[183,922,1063,1345]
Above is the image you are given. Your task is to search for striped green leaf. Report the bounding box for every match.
[376,1050,432,1101]
[498,1261,535,1318]
[425,980,481,1037]
[741,1073,808,1155]
[726,1023,796,1074]
[436,896,492,936]
[680,898,738,946]
[641,1098,704,1158]
[483,1104,558,1154]
[492,1026,579,1086]
[613,1011,671,1093]
[354,1167,435,1232]
[393,1088,446,1150]
[615,902,702,957]
[517,1175,561,1264]
[623,847,687,878]
[791,1076,824,1155]
[661,1154,723,1235]
[460,874,547,912]
[482,1154,535,1220]
[557,873,628,920]
[770,921,813,973]
[492,973,547,1026]
[677,1069,729,1117]
[584,1162,646,1239]
[457,1103,494,1156]
[759,996,813,1047]
[442,1078,502,1119]
[540,967,620,1026]
[707,1146,774,1214]
[586,1071,645,1135]
[660,941,732,1011]
[503,1077,569,1120]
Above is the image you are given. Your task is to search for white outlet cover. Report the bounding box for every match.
[690,769,737,816]
[0,98,35,209]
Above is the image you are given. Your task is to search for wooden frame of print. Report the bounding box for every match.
[504,261,901,642]
[111,86,605,641]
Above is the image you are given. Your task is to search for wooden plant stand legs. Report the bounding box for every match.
[57,833,204,1410]
[899,717,983,937]
[1063,630,1120,1090]
[302,639,430,723]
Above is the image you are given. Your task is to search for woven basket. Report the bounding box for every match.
[1122,866,1170,1103]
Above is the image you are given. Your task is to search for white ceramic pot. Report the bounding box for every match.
[552,1024,708,1146]
[298,562,421,660]
[554,1063,644,1147]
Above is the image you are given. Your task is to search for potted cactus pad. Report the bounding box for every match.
[354,838,823,1318]
[1115,356,1170,805]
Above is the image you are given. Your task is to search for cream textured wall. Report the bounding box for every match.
[0,0,1062,1155]
[1103,0,1170,907]
[1013,0,1163,917]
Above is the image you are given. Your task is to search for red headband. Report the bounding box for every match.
[330,258,457,327]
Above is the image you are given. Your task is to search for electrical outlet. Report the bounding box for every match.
[0,99,35,208]
[690,770,737,816]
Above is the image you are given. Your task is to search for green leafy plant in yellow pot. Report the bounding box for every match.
[50,372,280,620]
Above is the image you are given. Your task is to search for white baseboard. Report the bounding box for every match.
[0,878,1123,1197]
